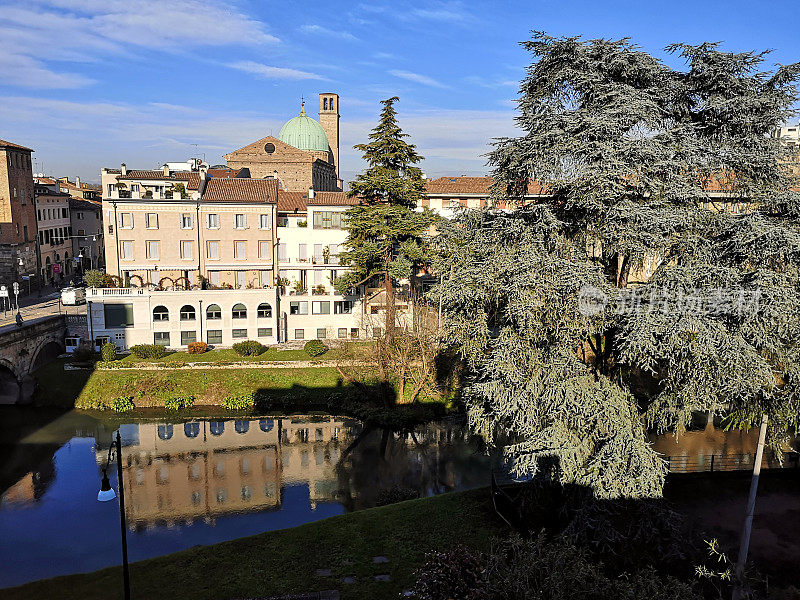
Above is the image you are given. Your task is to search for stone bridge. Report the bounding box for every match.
[0,315,67,404]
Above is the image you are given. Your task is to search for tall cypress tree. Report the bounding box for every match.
[337,97,435,336]
[434,34,800,498]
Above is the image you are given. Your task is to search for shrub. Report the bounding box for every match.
[187,341,208,355]
[71,344,94,363]
[84,269,113,288]
[304,339,328,357]
[375,485,420,506]
[165,395,195,410]
[129,344,167,359]
[232,340,266,356]
[222,393,256,410]
[409,545,486,600]
[101,342,117,362]
[109,396,135,412]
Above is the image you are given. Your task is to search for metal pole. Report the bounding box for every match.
[115,431,131,600]
[732,413,768,599]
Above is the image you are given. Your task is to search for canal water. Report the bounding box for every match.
[0,409,499,588]
[0,408,789,589]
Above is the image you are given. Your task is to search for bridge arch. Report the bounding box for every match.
[30,338,65,373]
[0,360,20,404]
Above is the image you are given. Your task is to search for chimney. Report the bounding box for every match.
[120,163,127,176]
[163,163,169,176]
[308,187,315,199]
[75,176,81,188]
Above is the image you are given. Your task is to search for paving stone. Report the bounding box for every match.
[342,576,357,584]
[372,556,389,563]
[374,574,391,582]
[315,569,332,577]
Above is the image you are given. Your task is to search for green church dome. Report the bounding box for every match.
[278,103,330,152]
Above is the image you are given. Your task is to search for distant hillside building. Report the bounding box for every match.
[224,93,341,192]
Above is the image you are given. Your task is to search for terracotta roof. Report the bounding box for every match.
[425,176,546,195]
[207,168,249,179]
[0,139,33,152]
[185,172,201,191]
[277,191,308,213]
[118,170,173,180]
[69,198,102,211]
[307,191,358,206]
[201,178,277,203]
[35,185,70,197]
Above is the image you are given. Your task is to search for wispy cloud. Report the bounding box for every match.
[409,2,473,24]
[300,24,358,41]
[464,75,519,89]
[390,70,448,89]
[227,61,326,81]
[0,0,279,89]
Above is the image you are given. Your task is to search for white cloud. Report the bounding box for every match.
[227,61,325,81]
[300,24,358,41]
[0,0,279,88]
[390,70,448,89]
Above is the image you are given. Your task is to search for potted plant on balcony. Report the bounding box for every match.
[322,246,331,264]
[292,280,307,295]
[312,284,326,295]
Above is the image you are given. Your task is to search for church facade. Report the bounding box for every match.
[224,93,341,192]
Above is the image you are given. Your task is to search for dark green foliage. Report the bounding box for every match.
[84,269,113,288]
[71,345,93,363]
[100,343,116,362]
[232,340,266,356]
[129,344,167,359]
[375,485,420,507]
[435,33,800,497]
[303,339,328,357]
[409,546,485,600]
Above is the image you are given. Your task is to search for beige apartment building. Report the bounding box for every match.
[103,173,279,289]
[34,184,73,282]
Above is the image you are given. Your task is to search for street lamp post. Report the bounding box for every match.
[97,431,131,600]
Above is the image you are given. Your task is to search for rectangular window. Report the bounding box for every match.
[334,300,353,314]
[207,240,220,260]
[77,212,84,220]
[312,301,330,314]
[146,213,158,229]
[260,270,271,287]
[120,213,133,228]
[234,240,246,259]
[206,213,220,229]
[236,271,246,289]
[234,214,246,229]
[207,330,222,344]
[181,331,197,345]
[313,210,342,229]
[298,244,307,261]
[338,328,347,339]
[289,301,308,315]
[259,241,270,258]
[130,184,140,193]
[180,240,193,260]
[294,329,305,340]
[181,214,194,229]
[259,214,270,229]
[120,240,133,260]
[232,328,247,338]
[208,271,220,286]
[350,328,359,339]
[278,243,287,262]
[314,244,323,262]
[316,328,327,339]
[257,327,273,337]
[328,244,338,264]
[104,303,134,328]
[146,241,159,259]
[154,332,170,346]
[77,229,85,236]
[313,270,324,285]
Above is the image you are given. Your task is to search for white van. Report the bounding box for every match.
[61,287,86,305]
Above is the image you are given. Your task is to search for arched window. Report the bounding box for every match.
[206,304,221,320]
[157,424,173,440]
[323,98,328,110]
[259,419,274,433]
[180,305,196,321]
[257,303,272,318]
[235,420,250,434]
[210,421,225,436]
[153,305,169,321]
[232,303,247,319]
[184,422,199,438]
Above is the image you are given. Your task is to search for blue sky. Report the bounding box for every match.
[1,0,798,183]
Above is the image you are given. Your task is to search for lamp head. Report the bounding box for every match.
[97,469,116,502]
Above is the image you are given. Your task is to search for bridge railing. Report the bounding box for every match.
[664,451,799,474]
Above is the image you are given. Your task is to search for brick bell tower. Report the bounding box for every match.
[318,93,340,186]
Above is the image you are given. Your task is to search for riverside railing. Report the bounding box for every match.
[663,451,799,474]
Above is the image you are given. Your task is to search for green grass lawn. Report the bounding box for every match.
[0,488,501,600]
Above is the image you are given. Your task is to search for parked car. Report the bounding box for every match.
[61,287,86,305]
